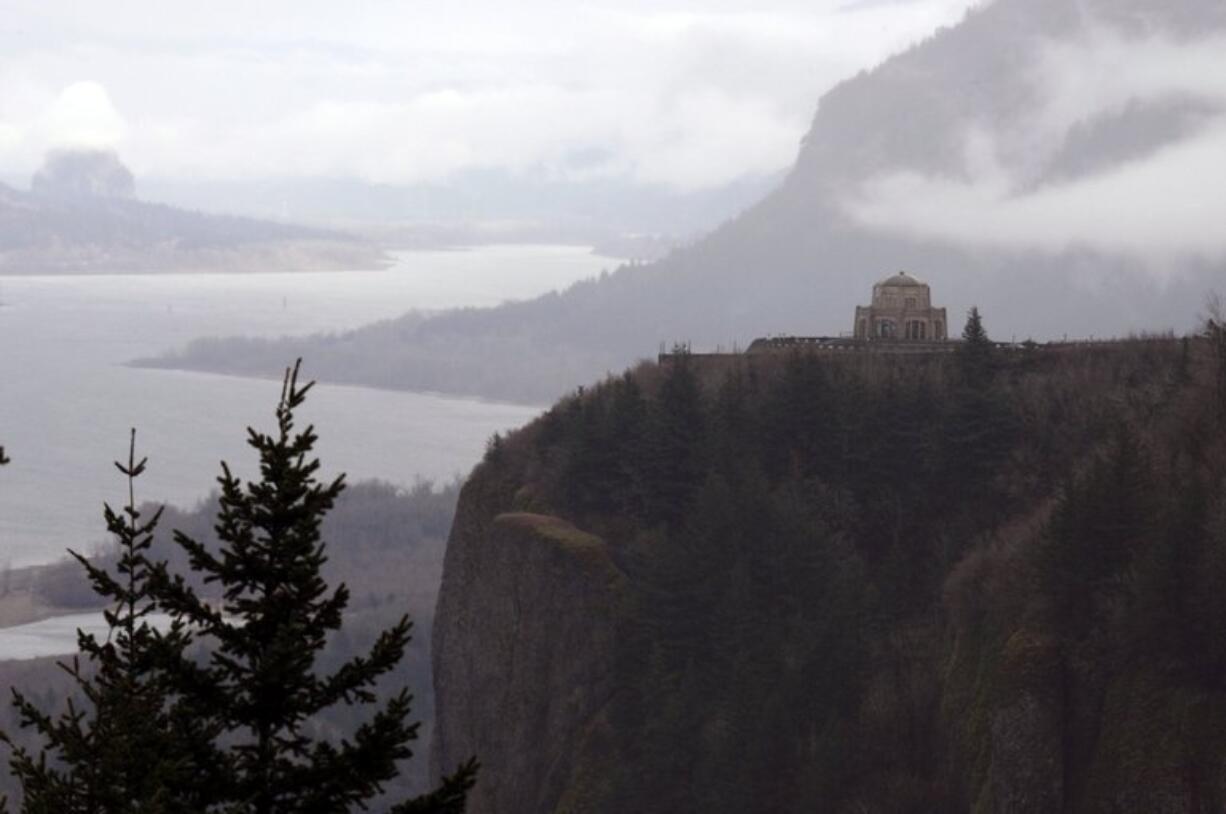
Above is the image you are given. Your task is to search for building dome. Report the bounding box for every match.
[877,271,926,288]
[855,271,947,341]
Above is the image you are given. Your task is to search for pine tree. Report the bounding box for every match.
[944,307,1014,515]
[1206,297,1226,420]
[957,306,994,389]
[1,430,210,814]
[608,372,651,517]
[145,361,476,813]
[1036,428,1155,641]
[643,359,707,527]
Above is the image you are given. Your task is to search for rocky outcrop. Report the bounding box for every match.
[431,493,625,814]
[986,631,1064,814]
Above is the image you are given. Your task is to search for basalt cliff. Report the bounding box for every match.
[433,335,1226,813]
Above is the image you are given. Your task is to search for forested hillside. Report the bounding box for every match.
[433,322,1226,812]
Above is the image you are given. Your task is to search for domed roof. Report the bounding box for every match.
[877,271,926,288]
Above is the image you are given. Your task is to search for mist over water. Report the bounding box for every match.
[0,245,617,567]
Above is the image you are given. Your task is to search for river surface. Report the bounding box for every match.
[0,244,618,571]
[0,612,176,661]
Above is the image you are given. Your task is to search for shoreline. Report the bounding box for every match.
[0,562,104,630]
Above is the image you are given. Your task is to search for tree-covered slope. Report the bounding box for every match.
[432,331,1226,812]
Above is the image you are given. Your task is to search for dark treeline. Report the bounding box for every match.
[28,479,459,616]
[468,316,1226,811]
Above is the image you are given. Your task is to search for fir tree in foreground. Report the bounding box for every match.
[3,362,475,813]
[2,430,207,813]
[146,360,476,813]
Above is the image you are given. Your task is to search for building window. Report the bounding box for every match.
[905,297,916,309]
[877,320,896,339]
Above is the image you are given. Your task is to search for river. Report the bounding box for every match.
[0,244,618,570]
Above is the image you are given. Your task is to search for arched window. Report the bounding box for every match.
[877,320,896,339]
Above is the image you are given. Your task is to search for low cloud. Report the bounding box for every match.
[0,0,982,191]
[851,120,1226,264]
[0,82,128,170]
[845,27,1226,265]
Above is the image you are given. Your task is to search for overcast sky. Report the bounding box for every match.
[0,0,983,192]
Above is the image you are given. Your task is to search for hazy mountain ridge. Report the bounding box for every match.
[148,0,1225,402]
[0,153,387,274]
[140,169,784,255]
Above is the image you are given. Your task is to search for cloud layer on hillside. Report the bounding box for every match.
[0,0,981,191]
[845,28,1226,265]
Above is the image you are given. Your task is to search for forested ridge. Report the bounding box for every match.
[434,322,1226,813]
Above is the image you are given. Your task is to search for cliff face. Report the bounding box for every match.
[432,339,1226,812]
[432,478,626,814]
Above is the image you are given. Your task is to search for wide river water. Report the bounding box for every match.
[0,244,619,575]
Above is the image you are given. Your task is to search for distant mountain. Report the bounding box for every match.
[32,150,135,201]
[0,150,385,274]
[140,169,784,253]
[151,0,1226,401]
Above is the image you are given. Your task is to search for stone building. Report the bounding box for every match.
[853,271,947,341]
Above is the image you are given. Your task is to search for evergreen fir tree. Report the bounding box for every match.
[1036,428,1155,641]
[944,308,1015,516]
[762,355,833,482]
[1,430,210,814]
[608,372,651,517]
[957,306,994,388]
[562,389,618,516]
[145,361,476,813]
[1174,335,1192,386]
[1206,304,1226,421]
[643,359,706,527]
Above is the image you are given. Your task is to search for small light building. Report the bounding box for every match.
[853,271,947,341]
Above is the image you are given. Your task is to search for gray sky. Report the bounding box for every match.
[0,0,982,192]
